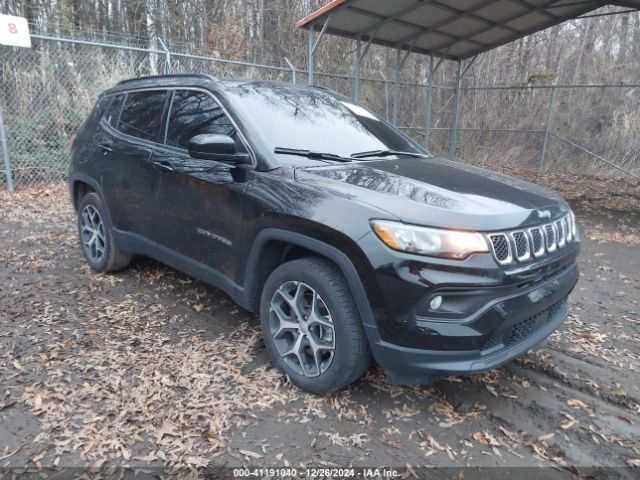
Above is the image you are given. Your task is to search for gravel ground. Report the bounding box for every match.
[1,178,639,479]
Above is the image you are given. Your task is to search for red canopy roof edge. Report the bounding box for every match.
[295,0,348,29]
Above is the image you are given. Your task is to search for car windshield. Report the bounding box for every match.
[224,83,428,159]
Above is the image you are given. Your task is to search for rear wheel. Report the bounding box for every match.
[260,257,370,394]
[77,192,132,272]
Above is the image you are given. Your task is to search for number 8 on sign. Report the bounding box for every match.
[0,14,31,48]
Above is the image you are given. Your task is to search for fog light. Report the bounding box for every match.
[429,295,443,310]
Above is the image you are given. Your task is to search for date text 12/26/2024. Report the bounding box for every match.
[233,467,400,478]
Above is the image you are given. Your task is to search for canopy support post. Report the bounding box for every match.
[424,55,443,151]
[449,55,477,161]
[540,81,557,170]
[354,33,375,101]
[392,48,401,125]
[380,72,390,121]
[307,15,332,86]
[392,42,416,125]
[449,60,462,161]
[355,37,362,100]
[308,23,315,85]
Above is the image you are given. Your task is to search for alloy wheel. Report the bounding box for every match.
[269,281,335,377]
[80,204,106,263]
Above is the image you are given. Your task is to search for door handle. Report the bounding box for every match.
[97,142,113,153]
[152,160,175,172]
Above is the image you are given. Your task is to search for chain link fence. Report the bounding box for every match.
[1,34,639,191]
[0,35,299,189]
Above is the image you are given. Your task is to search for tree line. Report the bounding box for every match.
[1,1,638,176]
[2,1,636,86]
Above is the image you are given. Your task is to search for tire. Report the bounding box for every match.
[260,257,371,394]
[77,192,132,273]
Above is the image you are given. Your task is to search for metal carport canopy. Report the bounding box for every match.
[295,0,640,171]
[296,0,640,60]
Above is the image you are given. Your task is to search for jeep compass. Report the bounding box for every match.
[69,75,580,394]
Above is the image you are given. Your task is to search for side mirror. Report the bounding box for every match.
[187,134,251,164]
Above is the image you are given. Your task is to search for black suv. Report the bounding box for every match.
[69,74,580,394]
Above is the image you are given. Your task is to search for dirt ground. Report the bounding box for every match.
[1,173,639,479]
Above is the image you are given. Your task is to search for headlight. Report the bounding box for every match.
[371,220,489,259]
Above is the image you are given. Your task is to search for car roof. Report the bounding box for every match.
[102,74,337,98]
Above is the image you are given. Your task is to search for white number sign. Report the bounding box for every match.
[0,14,31,48]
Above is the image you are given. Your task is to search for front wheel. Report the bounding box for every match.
[260,257,370,394]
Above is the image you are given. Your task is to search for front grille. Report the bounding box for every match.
[486,213,574,266]
[529,227,544,257]
[489,234,511,264]
[555,219,565,247]
[544,223,557,252]
[511,231,529,260]
[482,297,567,352]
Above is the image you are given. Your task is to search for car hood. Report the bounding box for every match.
[294,157,568,231]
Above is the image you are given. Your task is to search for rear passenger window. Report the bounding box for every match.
[118,90,168,142]
[166,90,242,150]
[103,94,124,127]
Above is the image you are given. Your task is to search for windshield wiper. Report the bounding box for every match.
[274,147,352,163]
[350,149,430,159]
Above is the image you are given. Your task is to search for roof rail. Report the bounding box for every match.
[116,73,216,86]
[310,84,342,96]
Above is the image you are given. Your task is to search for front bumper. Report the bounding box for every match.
[357,232,580,384]
[366,294,571,384]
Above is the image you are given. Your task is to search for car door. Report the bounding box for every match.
[92,93,127,226]
[149,89,251,280]
[100,89,170,237]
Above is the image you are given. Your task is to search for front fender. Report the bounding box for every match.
[243,228,378,327]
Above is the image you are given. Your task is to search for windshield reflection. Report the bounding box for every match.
[225,82,425,159]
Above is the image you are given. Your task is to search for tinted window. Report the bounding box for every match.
[103,94,124,127]
[225,85,423,158]
[166,90,241,150]
[118,90,168,142]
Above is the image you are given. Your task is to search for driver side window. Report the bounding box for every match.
[165,90,246,152]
